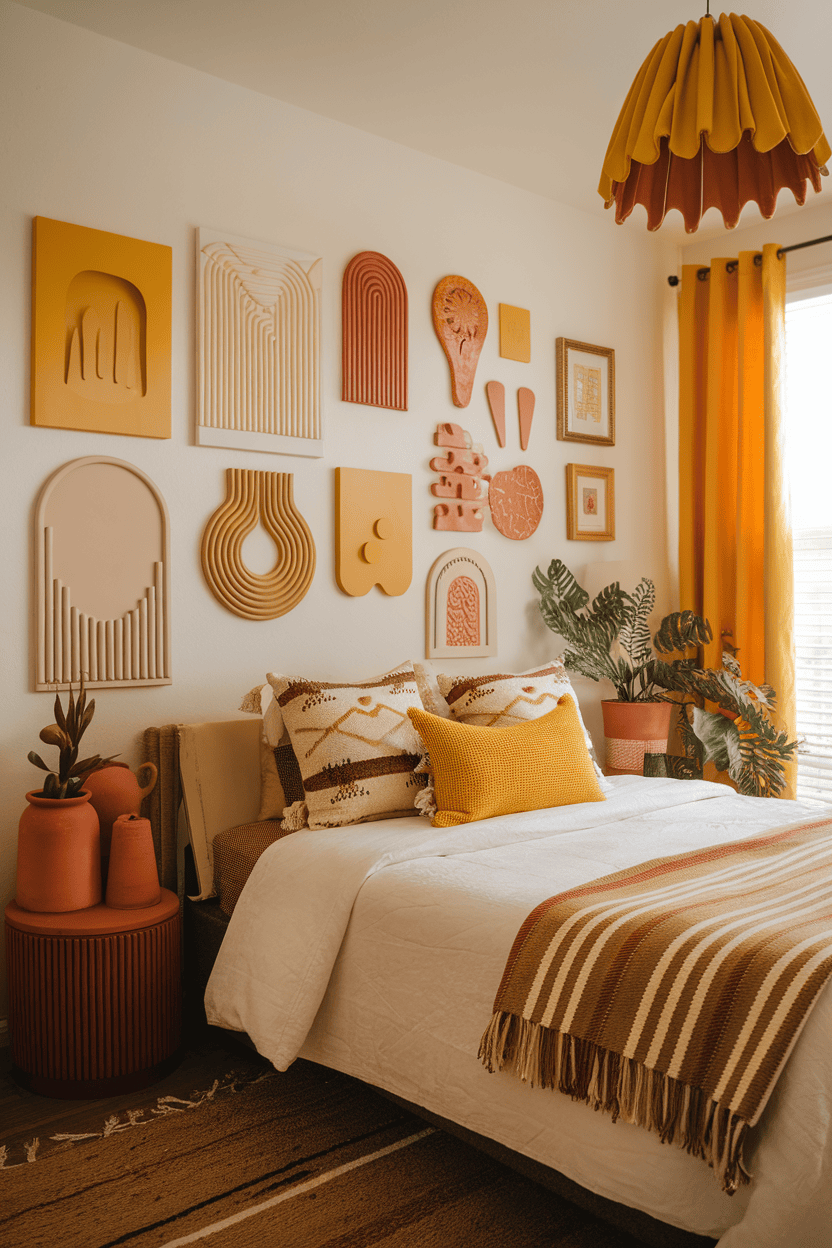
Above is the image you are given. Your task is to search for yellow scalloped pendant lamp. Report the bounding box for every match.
[599,12,830,231]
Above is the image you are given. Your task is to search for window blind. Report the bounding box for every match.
[787,291,832,804]
[793,528,832,804]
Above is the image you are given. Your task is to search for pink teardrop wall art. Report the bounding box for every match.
[518,387,535,450]
[342,251,408,410]
[432,276,488,408]
[485,381,506,447]
[489,465,544,540]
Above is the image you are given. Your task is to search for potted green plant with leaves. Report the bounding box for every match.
[17,681,116,913]
[532,559,796,795]
[532,558,711,774]
[647,619,797,797]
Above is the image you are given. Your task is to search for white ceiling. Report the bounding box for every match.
[12,0,832,238]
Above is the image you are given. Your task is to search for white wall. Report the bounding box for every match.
[0,1,676,1012]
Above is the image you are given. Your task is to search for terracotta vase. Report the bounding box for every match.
[601,700,673,777]
[106,814,161,910]
[83,762,157,884]
[17,790,101,913]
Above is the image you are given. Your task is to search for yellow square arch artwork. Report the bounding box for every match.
[31,216,172,438]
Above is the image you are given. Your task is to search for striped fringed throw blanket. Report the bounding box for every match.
[479,817,832,1193]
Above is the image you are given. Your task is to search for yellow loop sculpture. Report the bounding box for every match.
[201,469,315,619]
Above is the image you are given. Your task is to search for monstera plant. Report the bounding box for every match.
[532,559,796,797]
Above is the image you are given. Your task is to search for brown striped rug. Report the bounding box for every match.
[480,816,832,1195]
[1,1034,714,1248]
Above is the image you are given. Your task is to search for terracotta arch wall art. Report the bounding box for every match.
[35,457,171,691]
[31,217,171,438]
[201,469,316,619]
[426,548,497,659]
[432,275,488,407]
[342,251,408,410]
[197,228,323,457]
[335,467,412,596]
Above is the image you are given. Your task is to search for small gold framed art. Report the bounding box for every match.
[556,338,614,446]
[566,464,614,541]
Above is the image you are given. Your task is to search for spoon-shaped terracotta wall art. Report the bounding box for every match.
[432,276,488,408]
[485,381,506,447]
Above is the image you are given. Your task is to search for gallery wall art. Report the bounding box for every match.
[556,338,615,446]
[197,228,323,457]
[485,381,506,447]
[430,423,490,532]
[30,217,172,438]
[432,275,488,407]
[201,469,316,618]
[566,463,615,540]
[489,466,544,540]
[335,467,412,596]
[518,387,535,450]
[342,251,408,410]
[499,304,531,363]
[426,547,497,659]
[34,457,171,691]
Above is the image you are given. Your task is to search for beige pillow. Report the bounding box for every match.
[436,660,604,778]
[267,663,427,830]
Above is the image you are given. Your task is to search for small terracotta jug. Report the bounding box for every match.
[83,762,157,884]
[106,814,161,910]
[17,790,101,912]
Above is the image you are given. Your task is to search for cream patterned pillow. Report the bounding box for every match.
[266,664,427,830]
[436,660,604,779]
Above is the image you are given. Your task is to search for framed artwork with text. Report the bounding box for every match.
[556,338,614,446]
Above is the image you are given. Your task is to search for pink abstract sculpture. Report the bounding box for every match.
[518,387,536,451]
[485,381,506,447]
[489,466,544,540]
[342,251,408,410]
[430,423,490,532]
[432,276,488,408]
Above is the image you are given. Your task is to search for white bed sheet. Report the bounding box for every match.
[205,776,832,1247]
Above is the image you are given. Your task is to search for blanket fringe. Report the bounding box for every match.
[478,1012,751,1195]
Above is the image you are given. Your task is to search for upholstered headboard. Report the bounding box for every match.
[143,718,263,901]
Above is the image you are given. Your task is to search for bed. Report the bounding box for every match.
[162,716,832,1248]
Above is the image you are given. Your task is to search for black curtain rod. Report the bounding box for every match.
[666,234,832,286]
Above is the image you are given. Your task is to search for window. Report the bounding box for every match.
[787,290,832,803]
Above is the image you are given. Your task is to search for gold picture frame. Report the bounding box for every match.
[566,464,614,541]
[556,338,615,446]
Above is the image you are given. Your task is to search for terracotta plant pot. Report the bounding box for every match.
[83,761,157,884]
[16,790,101,912]
[106,814,161,910]
[601,700,673,777]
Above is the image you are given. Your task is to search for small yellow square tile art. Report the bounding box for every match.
[498,304,531,363]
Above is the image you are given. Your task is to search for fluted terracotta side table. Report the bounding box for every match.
[5,889,181,1098]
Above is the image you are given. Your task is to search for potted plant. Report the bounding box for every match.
[17,680,116,912]
[646,622,797,798]
[532,559,711,774]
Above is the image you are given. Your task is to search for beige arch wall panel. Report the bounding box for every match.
[31,216,171,439]
[196,227,323,458]
[426,547,497,659]
[201,469,316,619]
[35,457,172,691]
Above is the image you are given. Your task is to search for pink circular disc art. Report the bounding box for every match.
[489,466,544,540]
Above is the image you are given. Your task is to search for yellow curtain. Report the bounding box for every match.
[678,243,795,795]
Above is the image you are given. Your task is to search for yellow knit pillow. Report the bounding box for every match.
[407,697,606,827]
